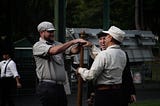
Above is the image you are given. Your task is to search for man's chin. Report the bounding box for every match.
[101,46,106,50]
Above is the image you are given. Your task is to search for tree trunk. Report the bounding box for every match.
[140,0,144,30]
[135,0,141,30]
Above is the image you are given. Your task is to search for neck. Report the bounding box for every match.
[107,42,116,47]
[4,58,10,60]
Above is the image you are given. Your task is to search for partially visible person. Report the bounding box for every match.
[33,21,87,106]
[0,51,22,106]
[85,32,107,106]
[77,26,135,106]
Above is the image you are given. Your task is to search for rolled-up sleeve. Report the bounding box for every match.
[33,42,52,57]
[78,52,105,81]
[10,61,19,78]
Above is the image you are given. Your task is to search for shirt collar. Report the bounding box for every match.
[39,37,54,45]
[39,37,47,43]
[107,45,120,50]
[3,58,11,64]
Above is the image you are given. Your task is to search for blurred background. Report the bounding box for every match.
[0,0,160,106]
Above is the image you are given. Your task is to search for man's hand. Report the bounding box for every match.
[17,82,22,88]
[76,67,80,75]
[74,39,93,47]
[130,94,136,103]
[73,38,87,45]
[87,92,95,106]
[82,41,93,47]
[70,39,87,54]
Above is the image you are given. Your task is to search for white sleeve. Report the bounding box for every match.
[0,61,3,68]
[78,52,105,81]
[9,61,19,78]
[89,45,101,59]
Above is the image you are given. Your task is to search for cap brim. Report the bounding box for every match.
[47,28,56,31]
[102,31,110,34]
[97,31,108,38]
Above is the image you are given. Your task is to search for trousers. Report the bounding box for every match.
[0,77,16,106]
[36,81,67,106]
[94,88,125,106]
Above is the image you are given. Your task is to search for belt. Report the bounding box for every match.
[1,76,14,79]
[41,80,64,85]
[96,84,122,90]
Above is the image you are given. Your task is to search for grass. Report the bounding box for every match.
[129,60,160,106]
[129,99,160,106]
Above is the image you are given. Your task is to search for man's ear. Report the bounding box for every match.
[107,35,112,41]
[40,31,43,34]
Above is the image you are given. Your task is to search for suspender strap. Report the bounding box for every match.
[4,59,11,75]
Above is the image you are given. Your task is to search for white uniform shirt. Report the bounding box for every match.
[78,45,127,85]
[0,59,19,78]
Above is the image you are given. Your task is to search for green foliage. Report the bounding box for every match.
[129,99,160,106]
[0,0,160,41]
[66,0,135,29]
[110,0,135,29]
[143,0,160,35]
[66,0,103,28]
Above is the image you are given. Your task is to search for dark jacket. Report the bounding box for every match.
[122,52,136,103]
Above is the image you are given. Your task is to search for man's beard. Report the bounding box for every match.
[44,36,54,43]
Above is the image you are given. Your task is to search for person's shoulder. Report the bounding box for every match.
[9,60,16,64]
[33,41,46,48]
[96,50,107,57]
[33,41,41,46]
[54,41,62,45]
[0,60,5,64]
[0,60,4,62]
[100,50,108,54]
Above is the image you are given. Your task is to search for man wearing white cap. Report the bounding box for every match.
[33,21,87,106]
[86,29,136,106]
[77,26,133,106]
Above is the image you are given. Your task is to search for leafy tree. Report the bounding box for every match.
[0,0,160,42]
[143,0,160,35]
[110,0,135,29]
[66,0,103,28]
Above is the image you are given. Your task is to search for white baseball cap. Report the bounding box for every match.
[102,26,125,43]
[37,21,56,32]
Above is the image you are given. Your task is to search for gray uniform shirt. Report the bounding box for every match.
[33,38,66,82]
